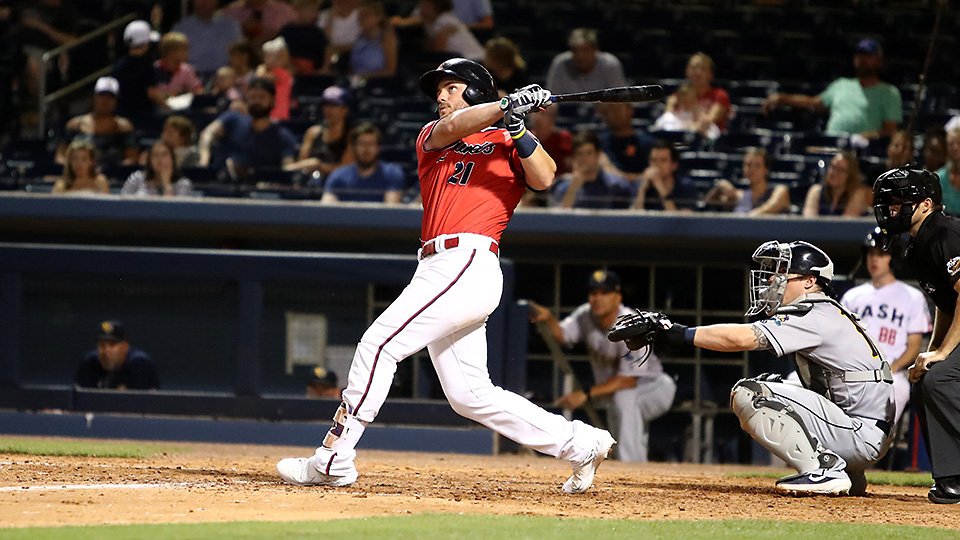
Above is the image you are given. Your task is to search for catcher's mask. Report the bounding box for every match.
[746,240,835,317]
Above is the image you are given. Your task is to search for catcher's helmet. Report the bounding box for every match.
[747,240,835,317]
[418,58,499,106]
[872,167,942,245]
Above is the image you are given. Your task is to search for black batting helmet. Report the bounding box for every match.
[418,58,499,106]
[873,167,942,243]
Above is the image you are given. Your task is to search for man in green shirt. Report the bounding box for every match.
[763,38,902,138]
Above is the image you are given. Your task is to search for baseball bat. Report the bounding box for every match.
[549,85,664,104]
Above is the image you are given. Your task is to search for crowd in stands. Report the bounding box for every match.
[0,0,958,214]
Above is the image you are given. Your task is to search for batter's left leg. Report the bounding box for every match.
[428,322,615,493]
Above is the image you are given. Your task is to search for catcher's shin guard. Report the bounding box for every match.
[730,380,822,473]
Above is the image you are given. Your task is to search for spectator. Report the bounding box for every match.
[664,53,730,134]
[228,40,259,92]
[631,141,700,211]
[122,141,194,197]
[348,0,398,79]
[529,106,572,176]
[318,0,362,59]
[210,67,243,112]
[653,85,708,135]
[483,37,527,94]
[16,0,77,97]
[867,130,914,184]
[546,28,625,95]
[56,76,137,167]
[924,129,948,173]
[74,320,159,390]
[763,38,902,138]
[173,0,243,78]
[418,0,484,60]
[256,36,293,120]
[306,367,342,399]
[529,270,676,463]
[113,20,160,119]
[290,86,354,178]
[598,102,654,180]
[322,123,403,203]
[198,77,299,181]
[154,32,205,106]
[551,132,634,209]
[280,0,329,75]
[223,0,298,47]
[802,151,869,217]
[390,0,493,33]
[702,147,790,215]
[160,116,200,168]
[51,140,109,195]
[938,127,960,214]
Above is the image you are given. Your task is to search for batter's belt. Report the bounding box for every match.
[419,234,500,260]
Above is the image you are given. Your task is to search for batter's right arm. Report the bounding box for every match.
[423,102,504,151]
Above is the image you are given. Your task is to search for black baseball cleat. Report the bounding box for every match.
[928,476,960,504]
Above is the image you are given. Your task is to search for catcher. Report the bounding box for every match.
[609,240,895,496]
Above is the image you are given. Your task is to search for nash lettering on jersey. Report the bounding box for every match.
[856,304,905,327]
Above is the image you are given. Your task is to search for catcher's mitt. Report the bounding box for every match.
[607,310,672,351]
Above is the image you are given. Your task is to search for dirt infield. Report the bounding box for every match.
[0,440,955,529]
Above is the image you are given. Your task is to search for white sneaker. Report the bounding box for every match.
[276,457,358,487]
[775,453,851,496]
[562,430,616,494]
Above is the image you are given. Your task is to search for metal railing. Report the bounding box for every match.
[37,13,137,137]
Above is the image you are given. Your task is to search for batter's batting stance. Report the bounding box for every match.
[609,241,895,496]
[278,58,615,493]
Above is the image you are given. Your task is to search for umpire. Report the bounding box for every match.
[874,167,960,504]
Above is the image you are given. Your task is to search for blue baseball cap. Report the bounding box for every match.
[855,38,882,56]
[588,269,621,292]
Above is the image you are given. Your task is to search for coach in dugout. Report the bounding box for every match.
[874,167,960,504]
[762,38,902,139]
[529,270,676,463]
[75,320,159,390]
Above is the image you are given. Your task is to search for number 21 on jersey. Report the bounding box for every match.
[447,161,475,186]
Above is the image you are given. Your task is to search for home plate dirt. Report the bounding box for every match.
[0,440,953,529]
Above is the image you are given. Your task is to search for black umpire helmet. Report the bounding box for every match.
[872,167,942,245]
[418,58,499,106]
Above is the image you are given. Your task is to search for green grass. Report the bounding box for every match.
[728,470,933,488]
[0,437,182,458]
[0,516,957,540]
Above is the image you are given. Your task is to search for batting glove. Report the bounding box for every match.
[499,84,552,117]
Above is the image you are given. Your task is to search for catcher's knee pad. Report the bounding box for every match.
[731,382,822,473]
[322,401,366,448]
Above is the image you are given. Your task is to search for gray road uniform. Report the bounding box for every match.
[560,303,676,462]
[745,292,896,473]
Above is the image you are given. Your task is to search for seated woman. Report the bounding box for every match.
[349,1,398,79]
[661,53,730,136]
[483,37,527,94]
[288,86,355,181]
[802,150,870,217]
[703,148,790,215]
[51,140,110,195]
[122,141,193,197]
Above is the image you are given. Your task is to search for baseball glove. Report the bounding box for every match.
[607,310,673,351]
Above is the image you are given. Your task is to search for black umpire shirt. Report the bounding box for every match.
[905,211,960,313]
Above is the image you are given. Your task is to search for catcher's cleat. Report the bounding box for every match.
[276,457,358,487]
[774,453,851,496]
[562,430,616,494]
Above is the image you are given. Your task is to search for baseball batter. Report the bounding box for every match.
[840,228,931,424]
[530,270,676,462]
[277,58,615,493]
[610,241,895,496]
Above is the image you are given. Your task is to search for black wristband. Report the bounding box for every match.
[584,387,593,403]
[661,323,690,347]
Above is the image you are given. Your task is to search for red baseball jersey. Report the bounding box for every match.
[416,121,528,243]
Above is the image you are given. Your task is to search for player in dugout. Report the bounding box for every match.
[609,241,895,496]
